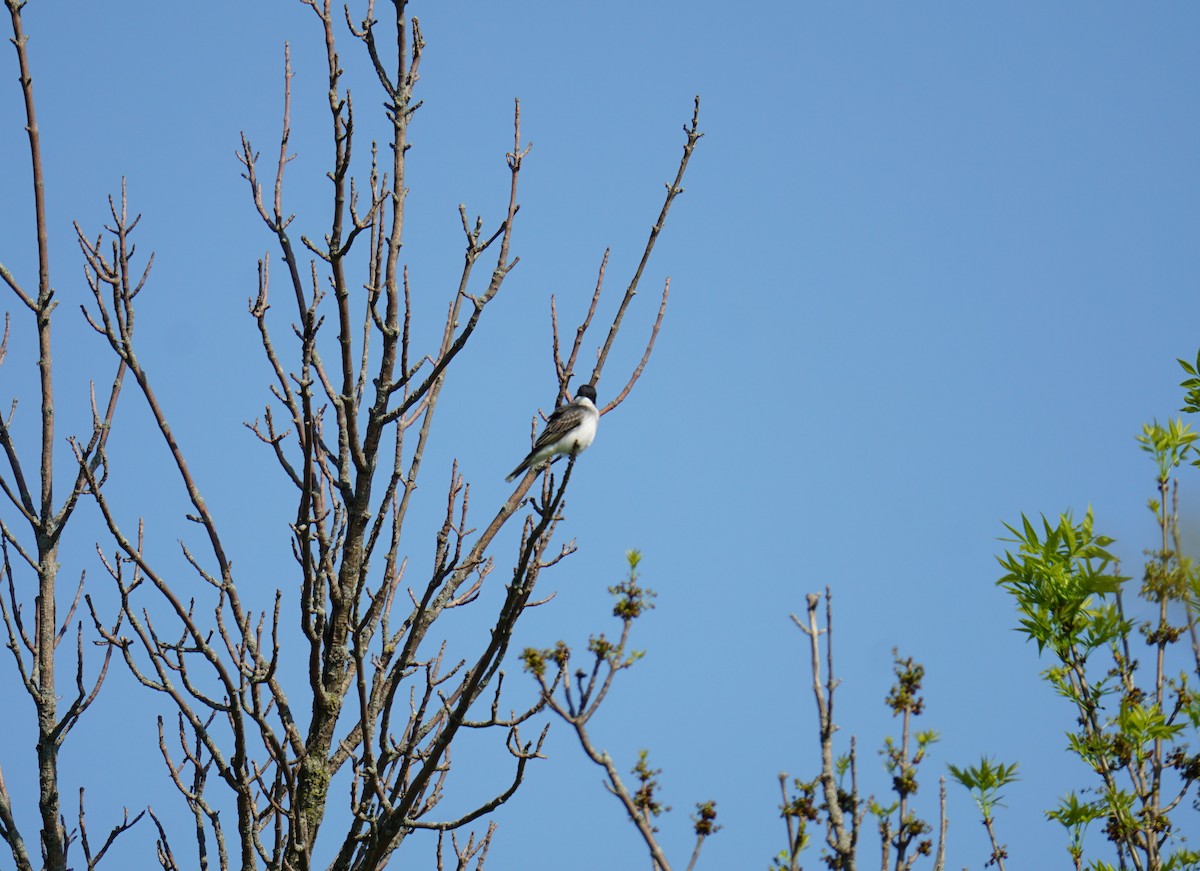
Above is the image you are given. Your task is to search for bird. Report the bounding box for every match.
[506,383,599,482]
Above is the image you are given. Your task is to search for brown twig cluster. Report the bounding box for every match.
[780,591,946,871]
[521,550,719,871]
[1,2,700,870]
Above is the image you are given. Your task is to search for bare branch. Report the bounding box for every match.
[591,98,702,392]
[78,788,145,871]
[0,760,33,871]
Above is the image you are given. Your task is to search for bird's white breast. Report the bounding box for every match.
[570,411,598,452]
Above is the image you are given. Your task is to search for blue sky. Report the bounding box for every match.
[2,2,1200,868]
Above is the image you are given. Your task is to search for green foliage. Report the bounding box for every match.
[946,757,1019,823]
[1137,419,1197,483]
[993,417,1200,870]
[997,510,1127,661]
[1177,351,1200,416]
[1046,791,1106,868]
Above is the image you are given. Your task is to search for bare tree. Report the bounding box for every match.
[2,1,701,870]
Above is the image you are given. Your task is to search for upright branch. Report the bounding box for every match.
[947,758,1016,871]
[591,97,701,408]
[548,97,702,417]
[784,593,945,871]
[1,3,132,870]
[878,653,941,871]
[789,589,861,870]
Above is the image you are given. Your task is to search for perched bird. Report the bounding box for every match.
[506,383,599,482]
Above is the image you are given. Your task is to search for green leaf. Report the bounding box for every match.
[948,757,1019,819]
[1046,791,1105,827]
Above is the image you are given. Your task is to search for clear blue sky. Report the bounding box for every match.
[2,2,1199,868]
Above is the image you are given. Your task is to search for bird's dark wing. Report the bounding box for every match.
[532,401,587,451]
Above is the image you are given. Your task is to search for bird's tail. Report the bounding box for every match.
[505,458,530,483]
